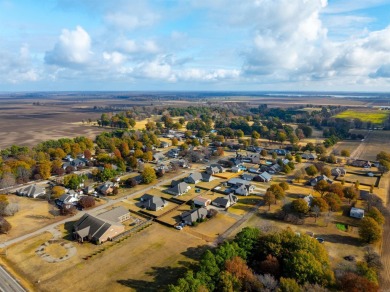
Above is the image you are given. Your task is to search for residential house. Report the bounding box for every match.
[160,141,170,148]
[205,164,224,175]
[139,194,167,211]
[235,184,255,196]
[349,160,372,168]
[201,173,214,182]
[331,168,347,177]
[309,175,333,187]
[227,178,252,187]
[84,186,95,195]
[180,207,208,225]
[247,153,261,164]
[57,192,80,207]
[231,166,242,173]
[303,194,314,206]
[256,171,272,182]
[268,164,281,174]
[73,215,124,244]
[185,172,203,184]
[272,149,288,156]
[193,196,211,207]
[167,149,180,158]
[16,184,46,198]
[242,173,256,181]
[350,207,365,219]
[153,152,165,162]
[97,181,115,195]
[302,153,318,160]
[98,206,131,223]
[212,194,238,209]
[248,167,261,174]
[167,181,191,196]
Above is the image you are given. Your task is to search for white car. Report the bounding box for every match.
[175,225,183,230]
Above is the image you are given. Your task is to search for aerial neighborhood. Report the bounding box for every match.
[0,101,389,292]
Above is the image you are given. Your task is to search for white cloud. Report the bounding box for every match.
[45,26,92,67]
[103,51,126,65]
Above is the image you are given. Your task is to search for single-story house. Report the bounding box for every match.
[193,196,211,207]
[185,172,203,184]
[57,193,80,205]
[140,194,167,211]
[309,175,333,187]
[302,153,317,160]
[350,207,365,219]
[201,173,215,182]
[268,164,281,174]
[248,168,261,174]
[181,207,208,225]
[153,152,165,162]
[98,206,131,223]
[73,214,124,244]
[205,164,224,175]
[242,173,256,181]
[246,153,261,164]
[167,182,191,196]
[160,141,170,148]
[227,178,252,187]
[212,194,238,209]
[331,167,347,177]
[303,194,313,206]
[84,186,95,194]
[97,181,115,195]
[16,184,46,198]
[235,184,255,196]
[256,171,272,182]
[349,160,372,168]
[231,166,242,173]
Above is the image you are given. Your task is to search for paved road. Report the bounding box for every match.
[0,266,25,292]
[0,164,207,249]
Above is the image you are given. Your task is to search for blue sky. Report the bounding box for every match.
[1,0,390,91]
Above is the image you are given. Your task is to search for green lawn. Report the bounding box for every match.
[334,109,390,124]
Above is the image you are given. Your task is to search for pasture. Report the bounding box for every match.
[334,109,389,124]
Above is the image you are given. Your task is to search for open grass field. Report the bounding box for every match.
[334,109,390,124]
[0,196,63,242]
[3,223,209,292]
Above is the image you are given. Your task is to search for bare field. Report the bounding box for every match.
[3,223,208,292]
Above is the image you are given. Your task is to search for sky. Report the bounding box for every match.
[2,0,390,91]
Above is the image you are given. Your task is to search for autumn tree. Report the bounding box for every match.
[172,137,178,146]
[344,186,359,203]
[339,272,379,292]
[141,166,157,184]
[38,160,52,179]
[324,193,341,212]
[224,256,263,291]
[0,195,9,216]
[264,191,275,210]
[314,180,329,197]
[294,169,305,182]
[79,196,95,209]
[279,278,300,292]
[0,217,11,234]
[305,165,318,177]
[341,149,351,157]
[295,154,302,163]
[258,254,280,277]
[64,174,85,190]
[51,186,66,199]
[291,199,310,214]
[267,184,285,201]
[366,207,385,225]
[359,217,382,244]
[143,151,153,162]
[311,197,329,212]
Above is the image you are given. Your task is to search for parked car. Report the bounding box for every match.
[316,237,325,244]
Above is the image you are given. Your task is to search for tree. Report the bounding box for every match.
[251,131,260,139]
[51,186,66,199]
[312,205,321,222]
[294,169,305,182]
[278,278,300,292]
[366,207,385,225]
[216,147,224,156]
[341,149,351,157]
[311,197,329,212]
[0,217,11,234]
[314,180,329,197]
[143,151,153,162]
[327,154,336,164]
[355,180,360,190]
[328,183,344,199]
[172,137,178,146]
[324,193,341,211]
[84,149,92,160]
[141,166,157,184]
[344,186,359,203]
[79,196,95,209]
[38,161,52,179]
[224,256,262,291]
[60,205,77,216]
[0,195,9,216]
[258,255,280,277]
[267,184,285,201]
[279,182,289,191]
[291,199,310,214]
[359,217,382,244]
[339,272,379,292]
[63,174,84,190]
[264,191,275,210]
[126,177,138,188]
[305,165,318,177]
[321,166,331,177]
[295,154,302,163]
[261,149,268,157]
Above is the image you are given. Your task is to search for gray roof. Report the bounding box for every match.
[212,194,237,208]
[74,213,120,240]
[167,182,190,195]
[242,173,256,181]
[228,178,251,186]
[140,195,166,210]
[259,171,272,181]
[187,172,202,182]
[98,206,129,223]
[17,184,45,197]
[181,207,208,223]
[201,173,213,182]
